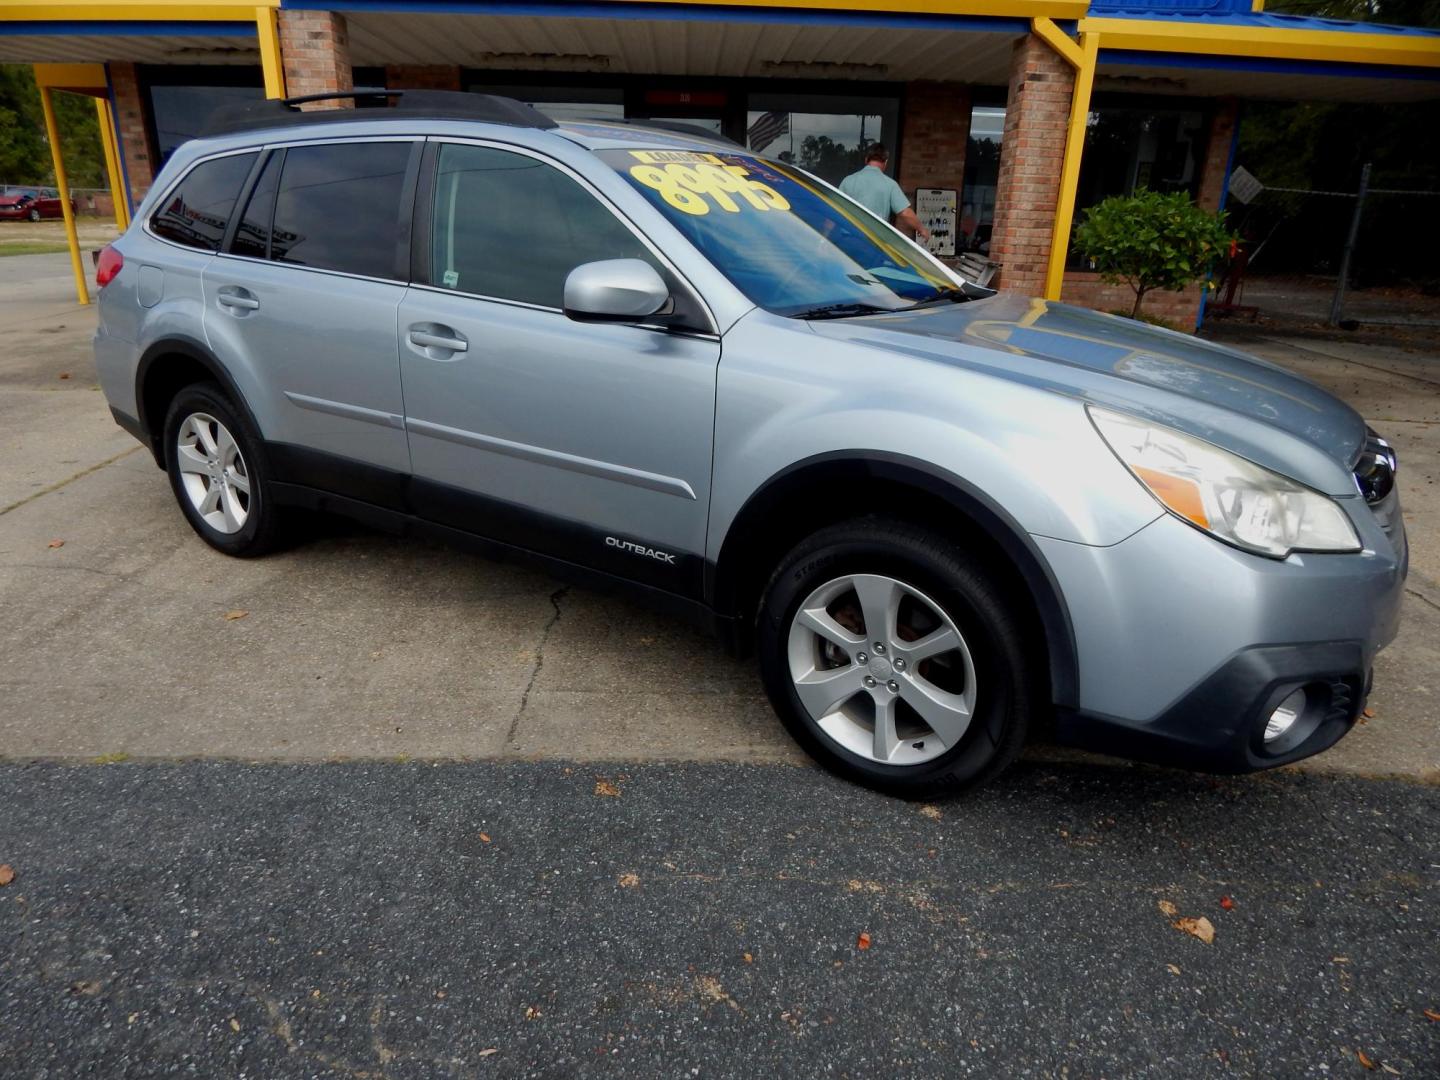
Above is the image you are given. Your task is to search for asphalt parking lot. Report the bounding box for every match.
[2,249,1438,1075]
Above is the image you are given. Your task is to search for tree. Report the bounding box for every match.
[1072,189,1236,319]
[0,64,104,190]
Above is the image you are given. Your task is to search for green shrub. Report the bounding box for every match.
[1073,189,1236,320]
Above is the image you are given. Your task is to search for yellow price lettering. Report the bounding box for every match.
[629,162,791,215]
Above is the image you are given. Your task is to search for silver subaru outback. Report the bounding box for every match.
[93,91,1406,797]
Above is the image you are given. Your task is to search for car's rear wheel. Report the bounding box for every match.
[163,383,282,557]
[758,518,1037,798]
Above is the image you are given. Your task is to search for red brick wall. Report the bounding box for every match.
[108,62,154,208]
[1061,273,1204,329]
[989,34,1073,297]
[897,82,971,200]
[1196,97,1239,213]
[384,65,462,92]
[279,10,353,106]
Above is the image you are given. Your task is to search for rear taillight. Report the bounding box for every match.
[96,244,123,287]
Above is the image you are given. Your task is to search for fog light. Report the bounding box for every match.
[1264,688,1307,742]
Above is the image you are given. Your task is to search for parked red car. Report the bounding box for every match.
[0,190,75,221]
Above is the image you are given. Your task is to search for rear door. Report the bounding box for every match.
[396,140,720,596]
[202,138,419,499]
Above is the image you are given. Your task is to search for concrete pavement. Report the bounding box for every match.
[1,250,1437,778]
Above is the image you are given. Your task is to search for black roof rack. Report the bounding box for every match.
[575,116,744,148]
[201,90,556,137]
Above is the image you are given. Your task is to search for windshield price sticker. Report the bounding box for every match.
[628,151,790,216]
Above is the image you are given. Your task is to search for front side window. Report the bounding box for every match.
[150,152,256,252]
[600,148,955,317]
[270,142,412,279]
[430,143,658,308]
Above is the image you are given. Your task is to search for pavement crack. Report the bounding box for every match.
[507,586,569,746]
[0,445,141,517]
[1405,587,1440,614]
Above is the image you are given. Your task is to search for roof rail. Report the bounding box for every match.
[577,117,744,148]
[201,90,557,137]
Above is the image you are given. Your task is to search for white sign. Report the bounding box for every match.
[915,188,958,257]
[1228,165,1263,205]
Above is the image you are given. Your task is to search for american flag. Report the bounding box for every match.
[747,111,789,152]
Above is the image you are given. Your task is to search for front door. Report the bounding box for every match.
[397,141,720,597]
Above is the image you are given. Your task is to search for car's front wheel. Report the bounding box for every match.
[163,383,282,557]
[27,208,40,222]
[758,518,1038,798]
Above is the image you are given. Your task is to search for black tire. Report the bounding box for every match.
[27,208,40,222]
[163,382,283,557]
[757,517,1039,798]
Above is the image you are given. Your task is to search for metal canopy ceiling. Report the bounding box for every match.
[1097,57,1440,103]
[344,11,1024,84]
[0,34,259,65]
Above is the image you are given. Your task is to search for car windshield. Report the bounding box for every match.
[599,148,960,318]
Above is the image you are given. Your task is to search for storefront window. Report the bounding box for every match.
[148,81,264,163]
[745,93,898,186]
[1076,105,1205,209]
[465,83,623,123]
[960,104,1004,254]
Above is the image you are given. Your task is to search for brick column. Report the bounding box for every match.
[897,82,972,201]
[988,34,1074,295]
[384,65,463,92]
[108,62,155,206]
[1197,97,1239,212]
[279,10,353,106]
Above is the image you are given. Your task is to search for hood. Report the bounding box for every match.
[0,195,26,206]
[808,293,1367,487]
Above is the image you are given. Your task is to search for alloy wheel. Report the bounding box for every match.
[786,573,976,766]
[175,412,251,534]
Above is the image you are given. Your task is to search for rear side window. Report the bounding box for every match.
[429,143,658,307]
[150,152,256,252]
[270,142,411,279]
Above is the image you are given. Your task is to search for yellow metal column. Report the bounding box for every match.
[1043,31,1099,302]
[94,96,130,231]
[38,83,89,306]
[257,6,286,99]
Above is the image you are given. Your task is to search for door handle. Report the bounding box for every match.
[408,327,468,354]
[216,288,260,312]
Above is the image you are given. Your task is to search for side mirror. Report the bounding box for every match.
[563,259,670,323]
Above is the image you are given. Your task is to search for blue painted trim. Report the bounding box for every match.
[1089,9,1440,39]
[0,21,256,36]
[1102,48,1440,81]
[284,0,1026,32]
[104,64,135,224]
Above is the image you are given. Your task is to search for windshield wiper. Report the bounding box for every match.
[790,302,896,321]
[898,286,972,310]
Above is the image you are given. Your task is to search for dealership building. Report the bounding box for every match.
[6,0,1439,324]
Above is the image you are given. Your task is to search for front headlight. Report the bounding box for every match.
[1088,406,1361,558]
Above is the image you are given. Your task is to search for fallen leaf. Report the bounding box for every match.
[1423,1007,1440,1022]
[229,1018,240,1033]
[618,872,640,888]
[478,1048,498,1057]
[70,980,101,996]
[58,372,71,380]
[918,805,942,821]
[127,1013,139,1024]
[1173,916,1215,945]
[0,865,13,886]
[1157,900,1179,917]
[524,1006,541,1020]
[743,953,753,964]
[223,610,248,621]
[856,931,872,950]
[47,539,64,549]
[1381,1065,1401,1076]
[1357,1049,1376,1070]
[435,990,447,999]
[1363,707,1376,719]
[594,779,621,798]
[1220,895,1235,911]
[1165,964,1181,975]
[479,833,491,843]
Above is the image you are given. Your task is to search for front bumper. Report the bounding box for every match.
[1037,504,1406,773]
